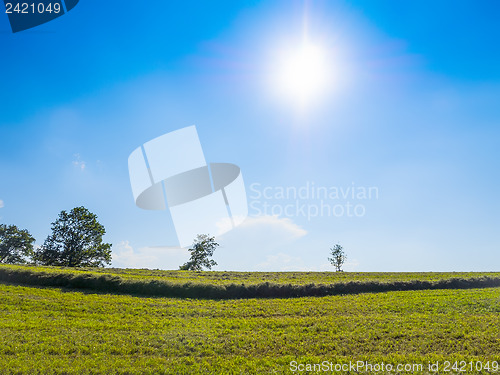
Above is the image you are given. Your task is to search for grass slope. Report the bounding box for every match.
[4,264,500,285]
[1,283,500,374]
[1,266,500,374]
[2,265,500,299]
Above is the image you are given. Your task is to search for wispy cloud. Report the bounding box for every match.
[110,217,309,271]
[216,215,308,271]
[0,199,4,208]
[232,215,307,240]
[72,153,86,171]
[218,215,307,254]
[343,258,360,271]
[257,256,360,272]
[257,252,309,271]
[111,240,189,270]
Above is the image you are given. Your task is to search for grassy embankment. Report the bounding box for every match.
[1,265,500,374]
[1,264,500,299]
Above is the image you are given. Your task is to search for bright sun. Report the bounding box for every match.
[275,41,330,107]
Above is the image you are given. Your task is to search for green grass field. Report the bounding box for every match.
[1,265,500,374]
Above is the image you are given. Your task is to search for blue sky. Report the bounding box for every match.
[1,0,499,271]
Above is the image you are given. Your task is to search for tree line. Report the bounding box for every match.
[0,206,112,267]
[2,205,347,272]
[1,205,220,271]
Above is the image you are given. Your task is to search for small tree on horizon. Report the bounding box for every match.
[33,206,112,267]
[328,243,346,272]
[179,234,218,271]
[0,224,35,264]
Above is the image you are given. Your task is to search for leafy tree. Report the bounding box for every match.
[179,234,218,271]
[0,224,35,264]
[34,206,112,267]
[328,243,346,272]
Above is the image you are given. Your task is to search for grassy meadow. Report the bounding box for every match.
[1,265,500,374]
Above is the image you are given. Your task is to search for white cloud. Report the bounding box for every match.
[72,153,86,171]
[216,215,308,271]
[0,200,4,208]
[219,215,307,252]
[228,215,307,241]
[256,256,360,272]
[343,258,360,271]
[111,240,190,270]
[111,217,308,271]
[257,252,310,271]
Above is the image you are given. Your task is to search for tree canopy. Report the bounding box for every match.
[34,206,112,267]
[0,224,35,264]
[179,234,218,271]
[328,243,346,272]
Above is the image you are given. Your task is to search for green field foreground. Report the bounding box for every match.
[1,266,500,374]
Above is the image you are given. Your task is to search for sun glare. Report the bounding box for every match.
[275,41,331,108]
